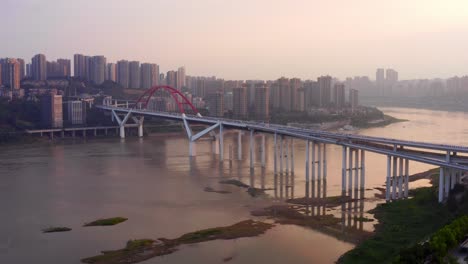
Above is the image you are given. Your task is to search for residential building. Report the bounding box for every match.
[349,89,359,112]
[41,90,63,128]
[233,86,248,119]
[317,75,332,107]
[90,56,106,85]
[117,60,130,88]
[129,61,140,88]
[177,66,186,90]
[32,54,47,81]
[333,83,345,108]
[254,83,269,120]
[106,63,116,82]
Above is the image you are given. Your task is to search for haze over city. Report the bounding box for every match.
[2,1,468,264]
[3,0,468,80]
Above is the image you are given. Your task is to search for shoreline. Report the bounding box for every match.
[338,168,468,264]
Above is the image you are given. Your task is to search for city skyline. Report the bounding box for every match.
[2,0,468,80]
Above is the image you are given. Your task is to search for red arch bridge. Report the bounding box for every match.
[98,85,468,203]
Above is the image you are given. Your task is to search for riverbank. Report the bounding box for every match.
[339,169,468,264]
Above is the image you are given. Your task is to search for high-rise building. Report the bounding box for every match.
[233,86,248,119]
[349,89,359,112]
[140,63,159,89]
[270,82,280,110]
[17,58,25,80]
[129,61,140,88]
[317,75,332,107]
[26,63,31,78]
[0,58,21,90]
[304,81,319,108]
[47,59,71,78]
[254,83,269,120]
[73,54,86,78]
[166,70,177,88]
[41,90,63,128]
[290,78,302,111]
[177,66,186,90]
[57,59,71,77]
[106,63,116,82]
[32,54,47,81]
[333,83,345,109]
[376,68,385,95]
[90,56,106,85]
[206,91,224,117]
[117,60,130,88]
[385,69,398,96]
[195,78,205,97]
[278,77,291,111]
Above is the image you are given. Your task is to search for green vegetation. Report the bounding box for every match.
[396,216,468,263]
[82,220,273,264]
[42,227,72,233]
[339,187,452,264]
[84,217,128,227]
[351,114,407,128]
[340,175,468,264]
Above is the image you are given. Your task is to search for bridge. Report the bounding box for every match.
[97,85,468,203]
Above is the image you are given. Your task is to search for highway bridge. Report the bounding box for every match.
[97,85,468,203]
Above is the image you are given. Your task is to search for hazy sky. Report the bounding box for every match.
[2,0,468,80]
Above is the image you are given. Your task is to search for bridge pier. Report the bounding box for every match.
[238,131,243,160]
[312,141,316,181]
[290,138,294,174]
[404,159,409,198]
[305,140,310,197]
[360,150,365,191]
[392,156,397,200]
[439,167,445,202]
[285,138,290,174]
[274,133,278,174]
[317,143,322,181]
[398,158,403,198]
[261,134,266,168]
[219,123,224,161]
[189,140,196,156]
[342,146,347,195]
[354,149,359,191]
[323,144,327,180]
[249,129,254,170]
[348,148,353,196]
[280,135,284,174]
[386,155,391,201]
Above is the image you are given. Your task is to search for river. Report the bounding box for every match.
[1,107,468,264]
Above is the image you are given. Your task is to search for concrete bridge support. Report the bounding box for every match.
[249,129,254,170]
[342,146,347,195]
[280,135,284,174]
[290,139,294,174]
[305,140,310,197]
[348,148,353,196]
[274,133,278,175]
[385,156,410,201]
[219,123,224,161]
[261,134,266,168]
[112,110,132,139]
[285,138,289,174]
[238,131,243,160]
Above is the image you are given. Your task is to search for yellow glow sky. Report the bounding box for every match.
[2,0,468,80]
